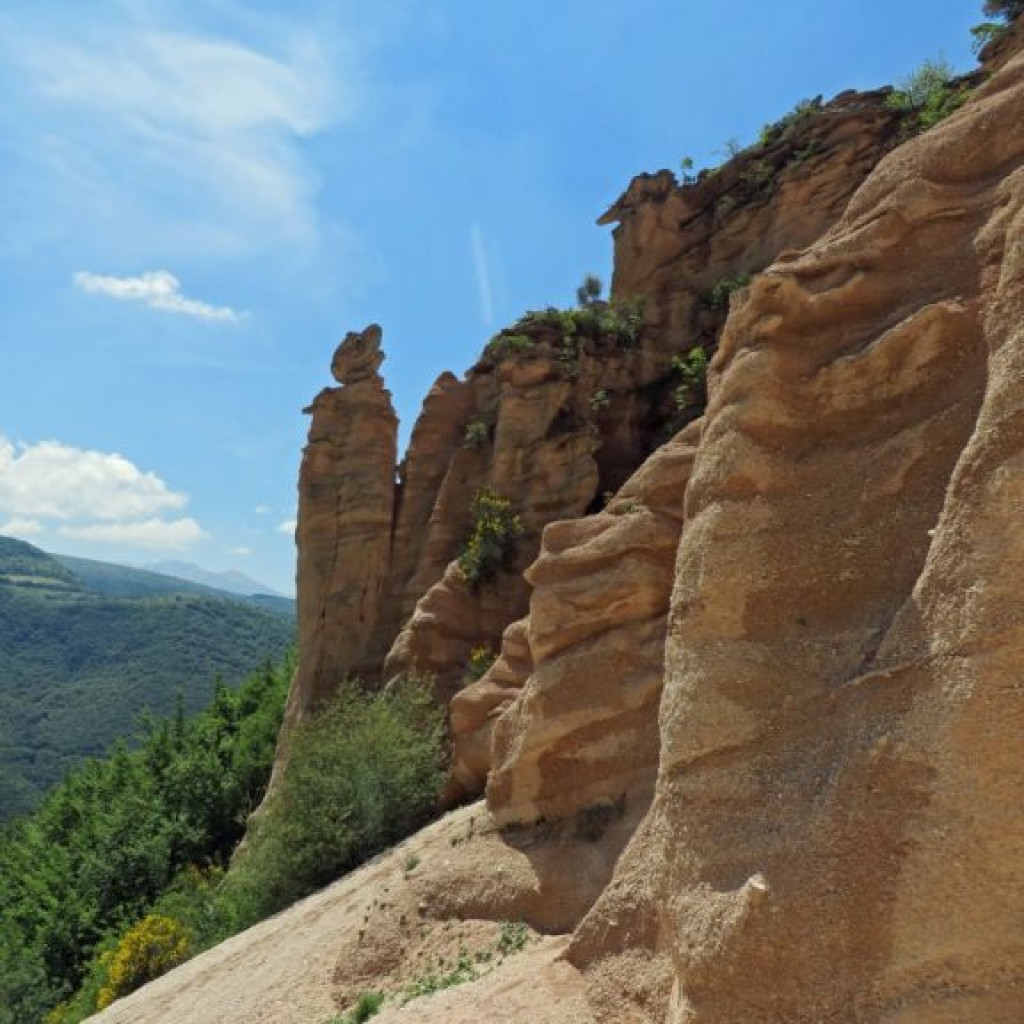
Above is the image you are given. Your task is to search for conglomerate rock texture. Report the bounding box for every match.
[564,31,1024,1023]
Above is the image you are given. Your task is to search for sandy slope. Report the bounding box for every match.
[85,802,594,1024]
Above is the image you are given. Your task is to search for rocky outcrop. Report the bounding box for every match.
[568,33,1024,1023]
[284,86,906,721]
[90,20,1024,1024]
[289,324,397,718]
[448,617,532,801]
[601,88,903,335]
[359,372,476,679]
[382,353,602,697]
[452,421,699,823]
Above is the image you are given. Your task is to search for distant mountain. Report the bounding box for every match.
[55,553,295,617]
[145,559,285,598]
[0,536,295,821]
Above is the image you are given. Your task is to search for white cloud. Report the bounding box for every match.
[255,504,271,515]
[0,516,44,538]
[0,436,207,553]
[471,223,494,326]
[5,14,355,252]
[74,270,241,322]
[59,517,208,551]
[277,518,297,535]
[228,545,252,556]
[0,436,187,521]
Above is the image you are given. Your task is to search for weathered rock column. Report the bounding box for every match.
[288,324,398,719]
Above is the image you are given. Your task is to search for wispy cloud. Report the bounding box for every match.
[1,8,358,256]
[74,270,241,322]
[470,222,495,326]
[228,545,252,556]
[60,517,208,551]
[277,518,297,535]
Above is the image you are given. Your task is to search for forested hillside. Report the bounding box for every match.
[0,654,295,1024]
[0,537,295,819]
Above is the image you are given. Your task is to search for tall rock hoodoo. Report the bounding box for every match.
[290,324,397,719]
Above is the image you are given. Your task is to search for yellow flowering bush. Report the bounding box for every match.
[96,914,191,1009]
[457,490,525,592]
[467,645,497,681]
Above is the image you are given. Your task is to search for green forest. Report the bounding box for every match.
[0,537,295,819]
[0,654,294,1022]
[0,657,446,1024]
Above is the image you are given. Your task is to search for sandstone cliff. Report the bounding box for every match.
[563,31,1024,1022]
[286,82,905,726]
[91,18,1024,1024]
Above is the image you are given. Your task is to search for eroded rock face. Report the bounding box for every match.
[288,88,903,718]
[570,37,1024,1023]
[359,372,476,680]
[290,324,398,718]
[601,88,903,348]
[383,355,602,696]
[448,618,533,801]
[481,422,700,828]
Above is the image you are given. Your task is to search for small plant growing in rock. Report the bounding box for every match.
[739,159,776,198]
[672,347,709,409]
[329,991,386,1024]
[400,950,478,1003]
[458,489,525,592]
[758,97,821,148]
[589,388,611,412]
[607,297,645,347]
[886,58,968,132]
[576,273,603,307]
[467,644,497,681]
[404,853,420,874]
[703,273,751,311]
[463,418,489,450]
[485,333,535,361]
[497,921,530,956]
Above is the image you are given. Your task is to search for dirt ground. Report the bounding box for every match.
[85,802,596,1024]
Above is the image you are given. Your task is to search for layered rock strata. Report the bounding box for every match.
[449,421,700,820]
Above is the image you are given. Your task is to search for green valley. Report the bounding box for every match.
[0,536,295,820]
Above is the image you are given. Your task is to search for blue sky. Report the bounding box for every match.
[0,0,981,594]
